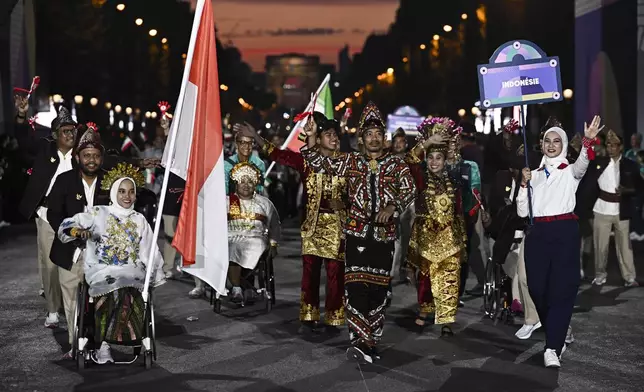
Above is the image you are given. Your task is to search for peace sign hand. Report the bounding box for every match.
[584,115,604,139]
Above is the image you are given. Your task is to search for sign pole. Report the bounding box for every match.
[519,104,534,225]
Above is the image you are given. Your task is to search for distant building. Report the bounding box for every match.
[265,53,320,109]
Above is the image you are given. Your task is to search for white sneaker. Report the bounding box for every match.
[565,326,574,344]
[592,277,606,286]
[346,346,373,364]
[188,287,204,299]
[515,321,542,340]
[44,312,59,328]
[544,349,561,368]
[95,342,114,364]
[580,269,585,279]
[0,221,10,229]
[164,271,174,280]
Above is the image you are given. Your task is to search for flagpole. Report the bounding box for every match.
[264,73,331,178]
[142,0,206,302]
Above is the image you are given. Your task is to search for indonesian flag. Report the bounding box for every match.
[160,0,228,295]
[121,136,133,152]
[264,74,333,177]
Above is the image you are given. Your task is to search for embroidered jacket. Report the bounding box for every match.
[300,146,416,242]
[262,142,346,260]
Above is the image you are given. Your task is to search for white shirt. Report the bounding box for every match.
[36,149,74,222]
[517,148,589,218]
[73,177,98,263]
[593,157,620,216]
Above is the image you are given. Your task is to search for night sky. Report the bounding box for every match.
[207,0,399,71]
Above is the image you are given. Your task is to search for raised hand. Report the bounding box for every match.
[422,133,449,149]
[233,122,257,139]
[584,115,604,139]
[14,94,28,117]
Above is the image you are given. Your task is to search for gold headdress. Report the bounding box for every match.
[358,101,385,137]
[230,161,261,185]
[606,129,622,145]
[101,162,145,191]
[417,117,462,157]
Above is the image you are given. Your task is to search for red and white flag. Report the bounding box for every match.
[160,0,228,294]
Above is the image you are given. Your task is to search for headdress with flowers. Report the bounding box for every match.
[230,161,261,185]
[416,116,462,156]
[101,162,145,191]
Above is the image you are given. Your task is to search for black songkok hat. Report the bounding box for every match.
[75,123,105,154]
[50,106,77,133]
[312,111,341,136]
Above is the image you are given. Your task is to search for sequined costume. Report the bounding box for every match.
[406,117,467,325]
[227,193,281,270]
[300,102,416,349]
[261,113,345,326]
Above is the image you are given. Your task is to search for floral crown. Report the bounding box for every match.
[101,162,145,191]
[230,162,261,185]
[416,117,462,141]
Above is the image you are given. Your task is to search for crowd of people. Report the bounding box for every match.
[4,91,644,370]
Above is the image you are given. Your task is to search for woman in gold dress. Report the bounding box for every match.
[406,117,467,337]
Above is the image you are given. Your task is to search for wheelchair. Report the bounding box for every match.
[482,256,513,325]
[73,281,157,370]
[210,250,276,314]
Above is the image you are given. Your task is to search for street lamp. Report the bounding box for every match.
[90,97,98,106]
[563,89,574,99]
[74,95,83,105]
[461,13,468,20]
[443,25,453,32]
[386,67,394,75]
[420,44,427,50]
[125,107,133,115]
[116,4,125,11]
[471,106,480,116]
[105,101,112,109]
[458,109,466,117]
[149,29,157,37]
[150,112,157,119]
[433,34,440,41]
[135,18,143,26]
[161,38,168,44]
[145,111,151,119]
[53,94,62,103]
[115,105,122,113]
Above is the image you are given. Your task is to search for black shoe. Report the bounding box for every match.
[370,346,381,361]
[414,317,427,334]
[346,346,373,364]
[298,321,317,335]
[441,325,454,337]
[325,325,341,336]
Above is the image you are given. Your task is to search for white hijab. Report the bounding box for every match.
[539,127,569,170]
[109,177,136,217]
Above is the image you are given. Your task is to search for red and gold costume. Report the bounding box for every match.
[261,117,346,326]
[300,102,416,350]
[406,118,467,325]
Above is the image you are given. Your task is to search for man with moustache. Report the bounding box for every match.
[15,98,78,329]
[300,102,416,364]
[47,124,111,359]
[237,112,348,335]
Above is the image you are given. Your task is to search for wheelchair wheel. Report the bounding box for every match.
[144,351,153,370]
[483,259,496,317]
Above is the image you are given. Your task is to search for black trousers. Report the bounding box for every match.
[344,235,394,348]
[524,219,580,356]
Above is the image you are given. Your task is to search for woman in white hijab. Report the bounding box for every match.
[58,163,165,364]
[516,115,603,369]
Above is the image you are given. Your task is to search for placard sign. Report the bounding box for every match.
[478,40,562,109]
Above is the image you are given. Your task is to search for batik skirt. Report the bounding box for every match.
[94,287,145,344]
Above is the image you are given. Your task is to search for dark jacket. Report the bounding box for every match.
[487,170,527,265]
[47,170,110,271]
[576,157,644,221]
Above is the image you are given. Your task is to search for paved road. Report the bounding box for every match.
[1,221,644,392]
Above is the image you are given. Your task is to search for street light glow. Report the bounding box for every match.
[443,25,453,32]
[420,44,426,50]
[135,18,143,26]
[161,38,168,44]
[74,95,83,105]
[125,107,133,115]
[150,112,157,119]
[145,111,151,119]
[386,67,394,75]
[53,94,62,103]
[90,97,98,106]
[114,105,122,113]
[149,29,157,37]
[105,102,112,109]
[181,53,187,59]
[433,34,440,41]
[116,4,125,11]
[461,13,468,20]
[563,89,574,99]
[458,109,466,117]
